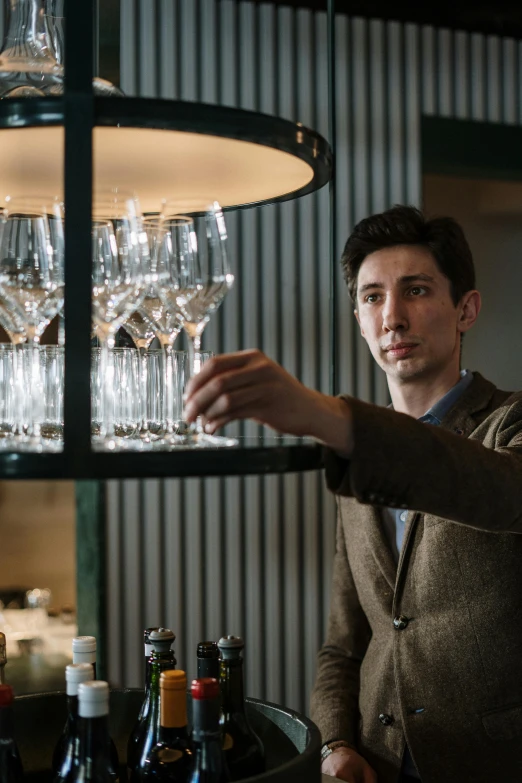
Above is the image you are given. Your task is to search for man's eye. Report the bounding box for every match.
[365,294,379,303]
[409,286,426,296]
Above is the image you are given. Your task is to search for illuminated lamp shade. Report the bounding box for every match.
[0,124,322,212]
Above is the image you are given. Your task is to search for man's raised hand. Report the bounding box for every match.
[183,349,353,454]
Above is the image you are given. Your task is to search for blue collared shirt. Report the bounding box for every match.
[381,369,474,778]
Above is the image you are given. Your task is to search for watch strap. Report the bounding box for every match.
[320,739,353,762]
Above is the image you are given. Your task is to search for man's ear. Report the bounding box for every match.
[457,290,481,335]
[354,309,364,337]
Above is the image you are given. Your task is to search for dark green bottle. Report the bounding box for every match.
[126,627,162,775]
[218,637,265,781]
[70,681,115,783]
[52,663,94,781]
[140,670,191,782]
[196,643,220,681]
[0,684,23,783]
[128,628,176,781]
[188,678,229,783]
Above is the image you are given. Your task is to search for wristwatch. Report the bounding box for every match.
[320,739,353,762]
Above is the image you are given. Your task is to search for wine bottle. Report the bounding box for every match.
[71,681,116,783]
[188,678,229,783]
[52,663,94,781]
[0,684,23,783]
[73,637,97,678]
[126,628,162,777]
[217,637,265,781]
[139,670,191,782]
[127,628,176,781]
[196,643,220,681]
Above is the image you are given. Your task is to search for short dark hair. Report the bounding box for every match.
[341,205,476,306]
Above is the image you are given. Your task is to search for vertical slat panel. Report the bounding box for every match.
[184,478,205,672]
[437,28,453,117]
[159,0,176,99]
[421,26,436,116]
[110,0,522,716]
[106,481,123,682]
[502,38,517,125]
[120,0,137,96]
[454,32,471,120]
[471,33,487,121]
[352,18,372,403]
[121,480,143,687]
[333,13,354,398]
[487,36,502,122]
[142,480,163,627]
[138,0,157,97]
[163,479,186,671]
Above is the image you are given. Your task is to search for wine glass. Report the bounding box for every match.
[160,199,236,447]
[91,190,147,447]
[0,196,64,442]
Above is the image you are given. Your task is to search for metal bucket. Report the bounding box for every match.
[14,689,321,782]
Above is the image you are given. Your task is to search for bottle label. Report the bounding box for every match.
[223,732,234,751]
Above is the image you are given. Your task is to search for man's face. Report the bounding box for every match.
[354,245,465,383]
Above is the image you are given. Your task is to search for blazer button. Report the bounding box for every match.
[379,713,394,726]
[393,615,409,630]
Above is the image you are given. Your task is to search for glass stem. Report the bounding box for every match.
[138,346,148,437]
[99,333,115,441]
[12,343,24,438]
[162,344,175,435]
[187,334,203,435]
[27,338,42,439]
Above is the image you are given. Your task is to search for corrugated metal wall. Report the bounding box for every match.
[107,2,522,715]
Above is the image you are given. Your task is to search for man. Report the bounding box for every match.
[184,206,522,782]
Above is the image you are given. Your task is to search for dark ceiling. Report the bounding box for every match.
[250,0,522,39]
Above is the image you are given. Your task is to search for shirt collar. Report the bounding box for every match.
[418,369,474,425]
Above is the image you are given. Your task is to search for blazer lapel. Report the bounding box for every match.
[363,505,397,590]
[439,371,498,437]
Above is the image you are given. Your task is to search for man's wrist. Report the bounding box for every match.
[308,393,354,457]
[320,739,354,763]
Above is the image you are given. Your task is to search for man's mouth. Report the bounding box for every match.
[384,343,419,358]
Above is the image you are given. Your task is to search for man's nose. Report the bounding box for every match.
[382,295,408,332]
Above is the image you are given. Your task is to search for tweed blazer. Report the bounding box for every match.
[310,372,522,783]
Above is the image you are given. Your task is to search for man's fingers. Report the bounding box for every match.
[184,364,270,420]
[198,383,268,423]
[185,349,262,398]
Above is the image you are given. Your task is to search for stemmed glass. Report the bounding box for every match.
[122,218,183,443]
[0,196,64,443]
[91,190,147,447]
[160,199,236,447]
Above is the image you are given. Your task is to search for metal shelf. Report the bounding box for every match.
[0,438,324,480]
[0,97,332,212]
[0,13,332,480]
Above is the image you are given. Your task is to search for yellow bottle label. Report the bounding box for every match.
[223,732,234,751]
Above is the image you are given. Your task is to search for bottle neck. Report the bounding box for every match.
[159,686,188,743]
[148,651,176,697]
[220,659,245,717]
[79,714,111,765]
[192,697,221,743]
[197,656,220,680]
[66,694,79,722]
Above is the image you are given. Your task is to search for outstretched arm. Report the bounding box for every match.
[184,348,354,454]
[184,349,522,533]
